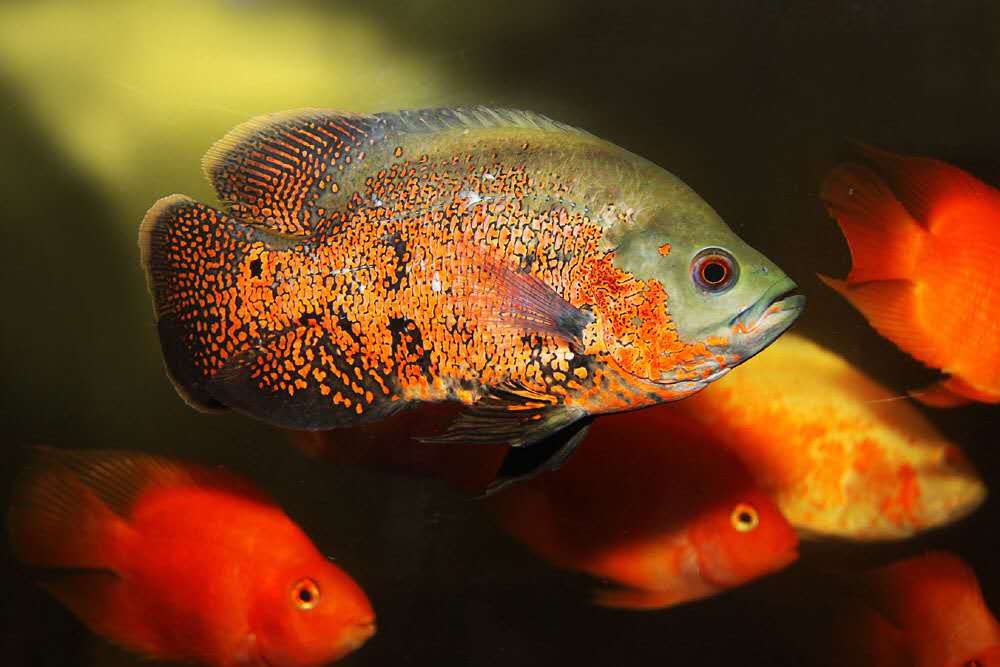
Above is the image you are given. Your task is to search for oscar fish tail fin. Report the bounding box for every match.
[139,195,248,412]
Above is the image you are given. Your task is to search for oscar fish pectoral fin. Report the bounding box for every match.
[210,324,411,430]
[484,417,593,495]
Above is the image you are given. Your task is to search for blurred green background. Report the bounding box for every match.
[2,1,1000,665]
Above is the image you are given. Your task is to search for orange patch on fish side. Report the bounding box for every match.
[658,242,671,256]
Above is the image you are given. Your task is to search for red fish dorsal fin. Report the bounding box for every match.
[857,143,1000,230]
[7,447,265,569]
[201,107,586,237]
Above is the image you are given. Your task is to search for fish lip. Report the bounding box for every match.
[723,279,805,362]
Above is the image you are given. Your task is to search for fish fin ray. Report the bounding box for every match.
[423,380,580,446]
[484,418,592,494]
[458,247,594,350]
[820,163,923,283]
[856,143,1000,230]
[211,324,411,429]
[818,277,949,370]
[202,107,590,236]
[6,447,162,569]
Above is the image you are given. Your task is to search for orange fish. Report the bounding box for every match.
[831,551,1000,667]
[671,333,985,540]
[820,144,1000,406]
[487,408,799,610]
[141,106,803,485]
[7,448,375,667]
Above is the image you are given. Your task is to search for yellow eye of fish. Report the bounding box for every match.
[291,578,320,611]
[691,248,739,294]
[731,503,759,532]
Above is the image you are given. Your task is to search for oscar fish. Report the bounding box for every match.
[7,447,375,667]
[140,106,804,482]
[821,145,1000,406]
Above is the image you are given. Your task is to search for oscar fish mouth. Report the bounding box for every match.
[724,278,805,363]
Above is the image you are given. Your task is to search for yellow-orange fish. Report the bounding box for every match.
[141,106,803,485]
[670,333,985,540]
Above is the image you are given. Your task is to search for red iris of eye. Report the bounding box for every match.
[701,259,729,285]
[691,249,738,293]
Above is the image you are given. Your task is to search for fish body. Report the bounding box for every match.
[7,448,375,667]
[141,107,803,480]
[487,407,799,610]
[671,333,985,540]
[832,552,1000,667]
[821,145,1000,406]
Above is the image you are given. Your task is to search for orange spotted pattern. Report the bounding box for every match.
[144,111,715,435]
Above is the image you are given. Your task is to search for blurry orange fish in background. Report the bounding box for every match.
[7,448,375,667]
[670,333,985,540]
[820,144,1000,407]
[291,408,798,611]
[827,551,1000,667]
[485,410,799,610]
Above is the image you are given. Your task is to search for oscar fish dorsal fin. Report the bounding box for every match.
[201,106,592,236]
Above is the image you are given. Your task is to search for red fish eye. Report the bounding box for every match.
[691,248,739,293]
[291,578,321,610]
[730,503,759,532]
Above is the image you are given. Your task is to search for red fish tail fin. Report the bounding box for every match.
[820,161,924,283]
[911,376,1000,407]
[817,278,949,371]
[139,195,242,412]
[8,447,131,570]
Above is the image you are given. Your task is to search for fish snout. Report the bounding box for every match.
[723,278,805,363]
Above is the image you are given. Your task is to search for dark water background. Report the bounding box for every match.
[2,1,1000,664]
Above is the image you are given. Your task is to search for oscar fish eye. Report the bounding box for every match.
[730,503,759,532]
[291,578,321,611]
[691,248,739,294]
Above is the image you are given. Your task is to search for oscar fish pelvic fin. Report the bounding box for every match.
[484,417,593,495]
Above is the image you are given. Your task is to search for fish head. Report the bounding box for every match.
[249,557,375,667]
[688,487,798,587]
[593,186,804,395]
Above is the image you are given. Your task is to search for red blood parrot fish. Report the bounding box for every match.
[486,408,800,610]
[286,409,798,610]
[140,106,803,486]
[6,448,375,667]
[828,551,1000,667]
[821,145,1000,406]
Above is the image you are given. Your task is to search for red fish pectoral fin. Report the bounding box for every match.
[911,376,1000,407]
[857,143,1000,230]
[818,277,948,371]
[820,163,923,283]
[591,586,688,611]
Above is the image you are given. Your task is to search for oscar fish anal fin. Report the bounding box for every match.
[210,323,416,430]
